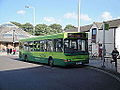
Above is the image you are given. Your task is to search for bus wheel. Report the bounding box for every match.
[24,55,28,62]
[48,57,54,67]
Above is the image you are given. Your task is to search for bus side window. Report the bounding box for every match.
[81,40,85,51]
[78,39,82,51]
[34,41,40,51]
[44,41,47,52]
[28,41,34,51]
[56,39,63,52]
[34,41,36,51]
[40,41,44,52]
[64,40,69,52]
[47,40,53,52]
[23,42,29,51]
[30,45,33,51]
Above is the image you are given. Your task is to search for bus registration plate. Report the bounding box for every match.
[76,62,82,64]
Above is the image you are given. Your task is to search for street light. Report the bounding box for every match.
[78,0,81,32]
[25,5,36,35]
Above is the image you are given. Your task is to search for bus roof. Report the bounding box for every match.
[20,32,86,42]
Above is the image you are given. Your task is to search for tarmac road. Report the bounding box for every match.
[0,56,120,90]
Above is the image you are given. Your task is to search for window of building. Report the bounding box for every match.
[17,35,26,39]
[3,34,12,38]
[92,28,97,43]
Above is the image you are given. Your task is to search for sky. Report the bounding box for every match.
[0,0,120,27]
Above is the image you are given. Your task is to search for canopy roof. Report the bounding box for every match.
[0,23,33,43]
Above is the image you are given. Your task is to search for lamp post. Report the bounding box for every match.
[102,22,106,68]
[78,0,81,32]
[25,5,36,35]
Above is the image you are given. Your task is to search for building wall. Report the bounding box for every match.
[88,24,99,56]
[116,27,120,53]
[0,23,33,52]
[97,28,115,55]
[88,24,116,57]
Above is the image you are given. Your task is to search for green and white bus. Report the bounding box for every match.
[19,32,89,66]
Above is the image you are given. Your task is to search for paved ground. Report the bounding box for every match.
[89,57,120,73]
[0,56,41,71]
[0,51,120,73]
[0,51,19,56]
[0,56,120,90]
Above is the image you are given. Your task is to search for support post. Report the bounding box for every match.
[102,22,106,68]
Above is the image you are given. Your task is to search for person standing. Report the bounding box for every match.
[111,48,119,63]
[7,48,10,54]
[111,48,119,72]
[13,48,16,55]
[10,48,12,54]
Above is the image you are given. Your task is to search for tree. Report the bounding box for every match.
[35,24,63,36]
[49,24,63,34]
[35,24,49,36]
[21,23,33,34]
[64,24,76,31]
[10,21,22,28]
[11,22,34,35]
[11,21,76,36]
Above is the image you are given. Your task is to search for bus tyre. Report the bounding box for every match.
[48,57,54,67]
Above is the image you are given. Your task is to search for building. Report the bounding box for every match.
[0,23,33,51]
[65,19,120,57]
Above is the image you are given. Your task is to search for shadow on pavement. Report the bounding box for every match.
[0,64,120,90]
